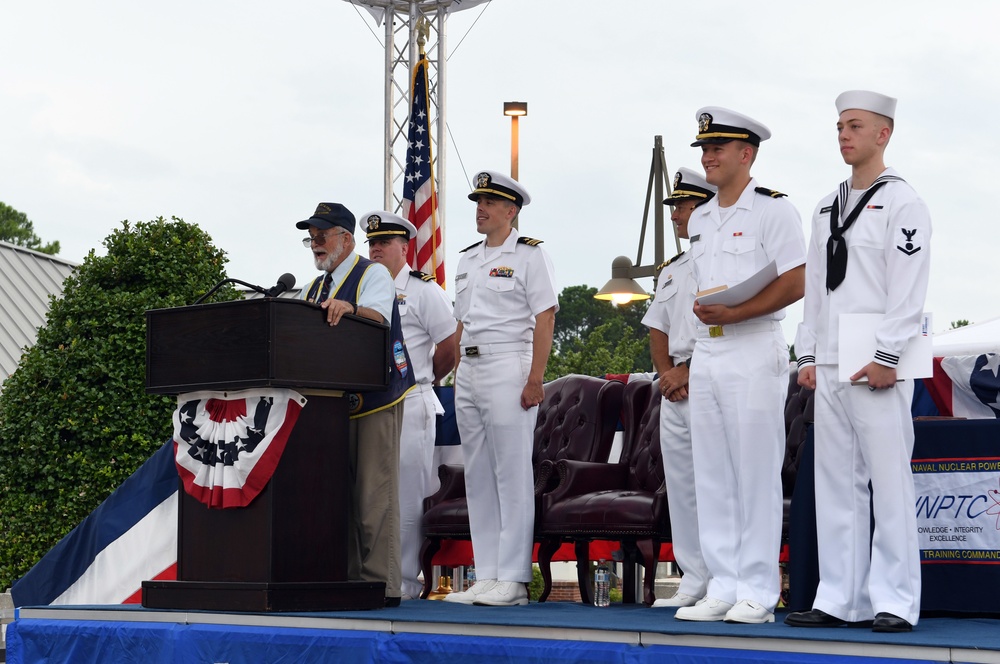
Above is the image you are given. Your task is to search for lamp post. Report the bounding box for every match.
[503,101,527,229]
[594,135,679,305]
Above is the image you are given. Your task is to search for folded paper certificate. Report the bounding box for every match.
[695,261,777,307]
[837,313,933,382]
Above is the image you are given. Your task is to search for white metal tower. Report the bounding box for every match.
[343,1,487,234]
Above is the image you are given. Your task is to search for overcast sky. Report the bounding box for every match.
[3,0,998,343]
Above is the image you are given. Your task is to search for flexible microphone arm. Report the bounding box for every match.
[193,278,267,305]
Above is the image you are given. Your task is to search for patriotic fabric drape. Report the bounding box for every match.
[173,389,306,508]
[924,354,1000,419]
[402,50,445,286]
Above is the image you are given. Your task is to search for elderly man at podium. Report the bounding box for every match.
[297,201,416,607]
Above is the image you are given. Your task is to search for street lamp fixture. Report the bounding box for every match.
[594,135,679,305]
[503,101,528,117]
[594,256,652,305]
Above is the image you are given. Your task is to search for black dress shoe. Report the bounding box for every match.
[784,609,847,627]
[384,596,401,608]
[872,612,912,633]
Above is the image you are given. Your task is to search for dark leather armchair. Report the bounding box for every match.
[418,373,625,599]
[782,368,815,541]
[536,377,667,606]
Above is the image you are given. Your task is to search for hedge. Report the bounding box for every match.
[0,217,239,590]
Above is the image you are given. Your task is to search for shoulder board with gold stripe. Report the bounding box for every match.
[754,186,787,198]
[517,236,543,246]
[460,240,483,253]
[409,269,435,282]
[655,250,686,273]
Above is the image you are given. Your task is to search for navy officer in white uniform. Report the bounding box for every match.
[364,211,457,602]
[443,171,558,607]
[674,108,806,624]
[643,167,716,609]
[786,91,929,633]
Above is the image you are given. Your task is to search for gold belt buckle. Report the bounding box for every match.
[464,346,480,357]
[709,325,724,338]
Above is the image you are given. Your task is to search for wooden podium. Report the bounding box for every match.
[140,298,390,612]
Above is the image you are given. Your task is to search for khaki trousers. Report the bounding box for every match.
[348,402,404,599]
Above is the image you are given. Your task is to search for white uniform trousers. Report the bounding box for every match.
[689,326,787,610]
[398,383,442,599]
[455,350,537,583]
[660,396,710,597]
[812,365,921,625]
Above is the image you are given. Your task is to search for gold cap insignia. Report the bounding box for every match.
[698,113,713,134]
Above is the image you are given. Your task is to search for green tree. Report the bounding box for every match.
[951,319,970,329]
[545,319,647,380]
[0,217,239,590]
[547,285,652,379]
[0,201,60,255]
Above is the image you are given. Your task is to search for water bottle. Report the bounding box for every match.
[467,558,476,589]
[594,559,610,607]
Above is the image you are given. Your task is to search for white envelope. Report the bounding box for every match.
[837,313,933,382]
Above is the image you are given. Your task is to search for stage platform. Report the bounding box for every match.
[7,602,1000,664]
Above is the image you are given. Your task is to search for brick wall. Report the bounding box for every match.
[545,581,583,602]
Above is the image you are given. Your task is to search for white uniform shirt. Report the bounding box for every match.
[641,251,697,363]
[395,269,455,385]
[453,228,559,345]
[300,252,395,323]
[795,168,931,367]
[687,178,806,324]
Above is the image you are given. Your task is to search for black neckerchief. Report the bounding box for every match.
[825,175,902,291]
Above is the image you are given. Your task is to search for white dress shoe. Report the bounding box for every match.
[442,579,497,605]
[651,592,701,608]
[674,597,733,621]
[724,599,775,624]
[472,580,529,607]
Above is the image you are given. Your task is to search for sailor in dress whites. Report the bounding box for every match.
[786,91,930,633]
[364,211,457,602]
[674,108,806,624]
[643,168,717,609]
[442,170,558,607]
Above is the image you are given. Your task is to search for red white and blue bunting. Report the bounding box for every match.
[173,389,306,508]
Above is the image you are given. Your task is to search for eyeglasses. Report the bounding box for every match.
[302,231,346,248]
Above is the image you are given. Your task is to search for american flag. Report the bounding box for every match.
[402,53,444,286]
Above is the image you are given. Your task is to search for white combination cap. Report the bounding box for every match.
[468,170,531,207]
[361,210,418,242]
[692,106,772,147]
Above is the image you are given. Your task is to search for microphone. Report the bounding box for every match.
[265,273,296,298]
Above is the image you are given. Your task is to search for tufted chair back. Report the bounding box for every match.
[532,374,623,472]
[620,380,665,494]
[782,368,816,498]
[782,368,815,541]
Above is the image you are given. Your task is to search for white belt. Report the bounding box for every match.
[695,320,780,339]
[406,382,444,414]
[461,341,532,357]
